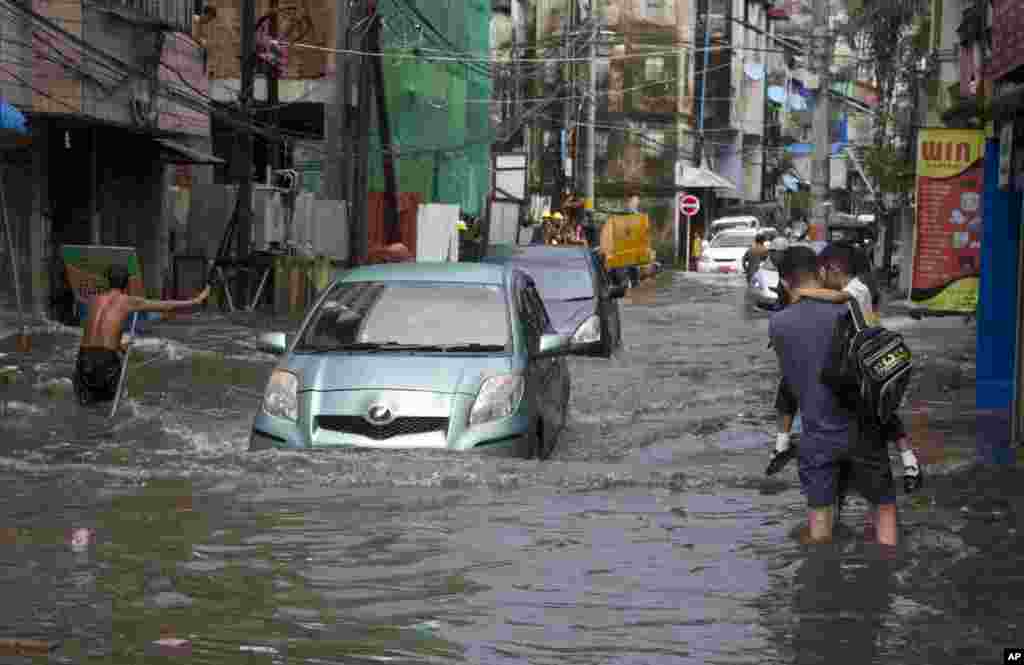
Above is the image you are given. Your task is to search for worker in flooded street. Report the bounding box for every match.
[73,265,209,406]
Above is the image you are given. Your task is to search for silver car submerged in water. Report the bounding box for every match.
[249,262,581,459]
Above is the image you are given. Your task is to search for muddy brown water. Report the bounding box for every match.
[0,272,1016,664]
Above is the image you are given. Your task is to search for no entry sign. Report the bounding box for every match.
[680,194,700,217]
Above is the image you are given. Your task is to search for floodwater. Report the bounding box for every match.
[0,271,1017,665]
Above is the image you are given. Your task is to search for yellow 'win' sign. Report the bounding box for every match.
[917,128,986,178]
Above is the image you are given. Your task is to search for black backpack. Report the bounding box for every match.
[821,299,913,427]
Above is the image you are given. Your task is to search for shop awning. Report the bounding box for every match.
[677,163,737,191]
[156,138,225,165]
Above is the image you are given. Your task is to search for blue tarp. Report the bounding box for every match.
[785,142,846,156]
[0,100,27,134]
[977,137,1020,417]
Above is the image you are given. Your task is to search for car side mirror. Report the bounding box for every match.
[533,333,572,359]
[609,285,626,299]
[258,331,289,354]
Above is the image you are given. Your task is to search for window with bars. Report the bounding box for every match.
[645,57,666,82]
[642,129,666,157]
[642,0,669,20]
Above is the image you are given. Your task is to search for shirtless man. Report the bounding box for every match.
[73,265,209,406]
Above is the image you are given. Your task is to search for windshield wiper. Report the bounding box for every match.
[560,296,593,302]
[441,343,507,352]
[297,341,437,353]
[297,341,506,353]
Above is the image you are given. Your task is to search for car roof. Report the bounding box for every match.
[483,244,596,262]
[711,215,758,225]
[337,261,510,285]
[717,227,759,237]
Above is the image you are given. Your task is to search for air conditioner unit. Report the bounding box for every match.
[251,187,286,250]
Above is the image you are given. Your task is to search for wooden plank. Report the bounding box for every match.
[0,639,59,657]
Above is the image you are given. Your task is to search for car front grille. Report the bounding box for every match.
[315,415,449,440]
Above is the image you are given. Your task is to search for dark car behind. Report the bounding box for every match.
[482,245,624,358]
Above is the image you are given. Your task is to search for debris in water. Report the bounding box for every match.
[151,638,192,657]
[36,377,73,396]
[147,592,195,609]
[240,645,279,655]
[412,621,440,638]
[0,366,18,384]
[0,639,59,657]
[68,528,94,552]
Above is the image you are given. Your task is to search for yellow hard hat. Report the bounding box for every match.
[456,221,468,232]
[542,210,552,218]
[552,212,564,220]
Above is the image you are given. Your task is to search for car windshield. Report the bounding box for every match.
[711,233,757,248]
[295,281,511,352]
[513,260,595,301]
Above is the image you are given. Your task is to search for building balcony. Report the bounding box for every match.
[91,0,194,33]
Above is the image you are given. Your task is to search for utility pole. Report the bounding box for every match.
[582,1,596,215]
[369,11,400,244]
[561,4,573,208]
[323,0,349,203]
[351,1,372,266]
[809,0,831,241]
[268,0,281,172]
[237,0,256,303]
[694,0,711,167]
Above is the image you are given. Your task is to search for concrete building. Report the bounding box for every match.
[195,0,493,217]
[0,0,217,318]
[699,0,774,206]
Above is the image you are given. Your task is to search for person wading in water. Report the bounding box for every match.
[73,265,209,406]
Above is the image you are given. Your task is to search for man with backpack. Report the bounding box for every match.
[768,245,898,545]
[781,243,923,495]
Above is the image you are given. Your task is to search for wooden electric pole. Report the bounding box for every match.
[809,0,831,240]
[350,0,372,266]
[268,0,281,171]
[237,0,256,302]
[368,10,400,245]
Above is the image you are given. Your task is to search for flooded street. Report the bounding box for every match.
[0,271,1018,664]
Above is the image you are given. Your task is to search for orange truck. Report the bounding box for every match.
[599,212,659,287]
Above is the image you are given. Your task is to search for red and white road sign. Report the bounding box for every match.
[679,194,700,217]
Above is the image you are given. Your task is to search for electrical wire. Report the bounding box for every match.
[465,59,736,104]
[0,63,82,114]
[0,0,869,170]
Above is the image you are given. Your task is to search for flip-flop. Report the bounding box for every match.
[765,446,797,476]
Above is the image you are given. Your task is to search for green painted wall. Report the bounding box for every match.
[364,0,492,216]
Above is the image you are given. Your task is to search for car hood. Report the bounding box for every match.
[285,353,515,395]
[543,298,597,334]
[703,247,749,262]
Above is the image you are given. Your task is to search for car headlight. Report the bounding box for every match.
[469,374,524,426]
[572,315,601,344]
[263,369,299,421]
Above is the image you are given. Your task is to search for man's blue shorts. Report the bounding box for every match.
[798,440,896,509]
